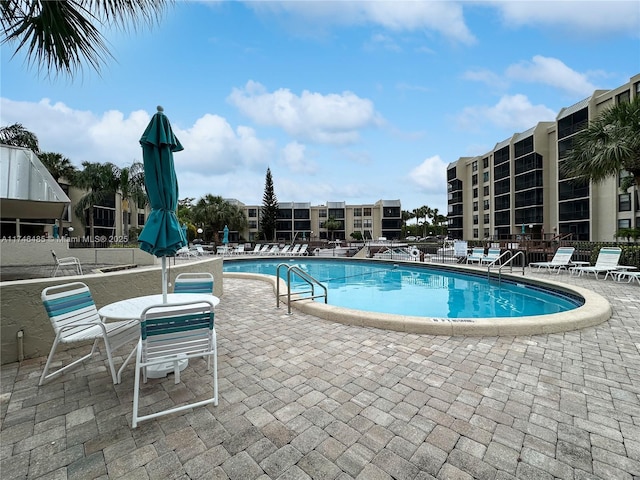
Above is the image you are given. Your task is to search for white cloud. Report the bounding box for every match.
[456,94,557,132]
[506,56,597,97]
[280,141,318,174]
[245,0,476,44]
[408,155,448,193]
[227,81,383,145]
[492,1,640,36]
[0,98,275,201]
[461,68,509,90]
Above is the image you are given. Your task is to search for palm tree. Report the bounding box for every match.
[1,0,172,77]
[38,152,77,184]
[0,123,39,151]
[562,96,640,205]
[324,216,342,241]
[193,195,247,244]
[117,162,146,240]
[74,161,144,240]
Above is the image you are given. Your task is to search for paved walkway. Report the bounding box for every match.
[1,270,639,479]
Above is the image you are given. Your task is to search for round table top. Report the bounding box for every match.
[99,293,220,320]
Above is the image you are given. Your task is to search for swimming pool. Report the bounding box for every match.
[223,257,611,335]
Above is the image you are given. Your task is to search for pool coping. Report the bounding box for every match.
[223,260,612,336]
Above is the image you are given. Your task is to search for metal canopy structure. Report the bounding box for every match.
[0,145,70,219]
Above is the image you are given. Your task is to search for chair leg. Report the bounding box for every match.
[132,345,143,428]
[39,337,99,385]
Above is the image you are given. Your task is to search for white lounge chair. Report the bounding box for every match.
[175,246,196,259]
[40,282,138,385]
[466,247,485,264]
[257,245,270,255]
[529,247,575,274]
[132,300,218,428]
[289,244,301,255]
[297,244,309,256]
[278,245,291,256]
[613,270,640,285]
[51,250,83,276]
[480,248,501,266]
[249,244,262,255]
[570,247,622,279]
[267,245,279,255]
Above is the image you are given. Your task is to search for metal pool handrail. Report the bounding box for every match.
[276,263,328,314]
[487,250,525,283]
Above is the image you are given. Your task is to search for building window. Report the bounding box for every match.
[473,228,479,238]
[472,160,478,172]
[483,157,489,169]
[248,208,258,218]
[137,213,145,225]
[483,200,490,210]
[483,172,489,183]
[484,213,490,224]
[484,228,490,238]
[353,219,362,228]
[363,219,372,228]
[619,193,631,211]
[319,209,327,218]
[616,90,630,104]
[483,186,490,196]
[618,219,631,229]
[363,208,372,216]
[472,174,478,185]
[473,215,478,225]
[473,188,478,198]
[473,201,478,211]
[353,208,362,217]
[248,220,257,229]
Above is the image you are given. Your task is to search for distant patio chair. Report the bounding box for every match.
[529,247,575,274]
[278,245,291,256]
[466,247,485,264]
[480,248,501,266]
[51,250,83,277]
[297,244,309,256]
[289,244,301,255]
[132,300,218,428]
[40,282,138,385]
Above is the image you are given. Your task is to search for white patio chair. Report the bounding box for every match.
[40,282,138,385]
[529,247,575,274]
[571,247,622,279]
[297,244,309,256]
[132,300,218,428]
[51,250,83,277]
[466,247,485,264]
[175,246,196,259]
[480,248,501,266]
[174,272,214,294]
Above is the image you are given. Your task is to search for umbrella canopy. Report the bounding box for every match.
[223,225,229,244]
[138,106,187,300]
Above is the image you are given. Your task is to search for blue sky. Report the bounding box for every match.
[1,1,639,216]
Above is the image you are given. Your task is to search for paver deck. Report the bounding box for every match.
[1,269,639,479]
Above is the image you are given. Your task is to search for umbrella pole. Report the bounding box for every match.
[162,256,167,303]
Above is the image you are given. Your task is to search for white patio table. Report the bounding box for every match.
[99,293,220,379]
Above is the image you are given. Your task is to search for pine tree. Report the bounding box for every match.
[261,168,279,242]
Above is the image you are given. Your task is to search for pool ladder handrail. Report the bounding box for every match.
[486,250,525,283]
[276,263,328,314]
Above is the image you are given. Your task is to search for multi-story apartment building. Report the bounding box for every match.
[234,199,403,243]
[447,74,640,242]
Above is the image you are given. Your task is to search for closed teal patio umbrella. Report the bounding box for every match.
[138,106,187,302]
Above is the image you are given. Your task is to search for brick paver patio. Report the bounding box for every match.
[1,269,639,479]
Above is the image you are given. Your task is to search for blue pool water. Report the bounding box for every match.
[223,258,582,319]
